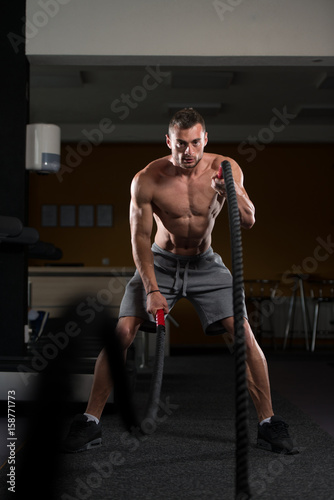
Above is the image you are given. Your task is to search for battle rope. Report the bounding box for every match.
[220,160,251,499]
[144,309,166,423]
[18,160,251,498]
[106,309,166,433]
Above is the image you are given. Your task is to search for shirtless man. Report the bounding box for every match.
[64,108,296,454]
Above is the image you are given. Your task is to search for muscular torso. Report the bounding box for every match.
[149,153,225,255]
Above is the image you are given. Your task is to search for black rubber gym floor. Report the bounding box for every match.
[1,351,334,499]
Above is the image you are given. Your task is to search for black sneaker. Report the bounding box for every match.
[257,415,299,454]
[62,414,102,453]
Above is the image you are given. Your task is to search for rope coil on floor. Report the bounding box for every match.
[221,160,251,500]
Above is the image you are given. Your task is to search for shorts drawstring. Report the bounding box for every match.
[182,261,190,297]
[174,258,190,297]
[152,242,213,298]
[174,259,181,292]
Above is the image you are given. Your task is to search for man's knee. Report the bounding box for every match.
[221,316,250,333]
[221,316,234,334]
[115,318,141,350]
[221,317,255,346]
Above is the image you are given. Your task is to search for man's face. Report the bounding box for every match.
[166,124,208,170]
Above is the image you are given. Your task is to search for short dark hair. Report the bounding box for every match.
[168,108,206,135]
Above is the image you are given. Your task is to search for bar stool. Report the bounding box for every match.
[283,274,311,350]
[310,280,334,352]
[245,279,279,347]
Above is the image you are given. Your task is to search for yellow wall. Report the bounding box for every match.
[28,142,334,345]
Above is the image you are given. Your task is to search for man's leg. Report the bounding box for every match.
[222,316,298,453]
[222,317,273,422]
[62,316,142,452]
[85,316,143,420]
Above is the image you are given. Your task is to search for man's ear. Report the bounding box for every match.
[166,134,172,149]
[204,132,208,147]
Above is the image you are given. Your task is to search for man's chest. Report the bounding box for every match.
[152,175,222,219]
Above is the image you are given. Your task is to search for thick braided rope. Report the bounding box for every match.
[221,161,251,500]
[145,310,166,423]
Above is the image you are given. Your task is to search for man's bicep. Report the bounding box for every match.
[130,196,153,239]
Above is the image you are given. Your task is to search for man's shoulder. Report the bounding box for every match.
[145,155,171,172]
[204,152,235,164]
[134,155,171,181]
[203,152,230,172]
[204,152,241,171]
[131,155,170,195]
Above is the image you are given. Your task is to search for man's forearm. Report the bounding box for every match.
[131,234,159,293]
[235,187,255,229]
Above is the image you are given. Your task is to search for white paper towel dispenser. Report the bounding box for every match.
[26,123,61,173]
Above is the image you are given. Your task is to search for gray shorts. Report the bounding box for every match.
[119,243,247,335]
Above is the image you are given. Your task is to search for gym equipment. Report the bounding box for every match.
[220,160,251,499]
[102,308,166,433]
[0,215,23,238]
[4,226,39,245]
[28,240,63,260]
[0,215,39,245]
[144,309,166,422]
[116,161,250,495]
[0,215,62,259]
